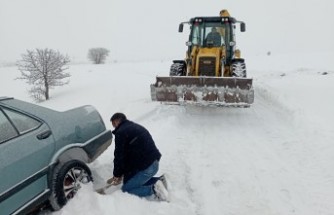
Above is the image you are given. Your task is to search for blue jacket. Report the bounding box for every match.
[112,120,161,182]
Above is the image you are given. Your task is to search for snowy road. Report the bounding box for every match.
[139,92,319,215]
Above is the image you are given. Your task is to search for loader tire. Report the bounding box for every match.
[231,61,247,77]
[170,62,186,76]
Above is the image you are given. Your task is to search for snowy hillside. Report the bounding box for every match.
[1,52,334,215]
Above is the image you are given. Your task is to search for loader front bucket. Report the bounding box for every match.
[150,76,254,106]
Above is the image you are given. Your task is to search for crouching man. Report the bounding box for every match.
[107,113,169,201]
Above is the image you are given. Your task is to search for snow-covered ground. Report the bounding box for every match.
[1,51,334,215]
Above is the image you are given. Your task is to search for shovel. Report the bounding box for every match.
[95,183,122,195]
[95,177,122,195]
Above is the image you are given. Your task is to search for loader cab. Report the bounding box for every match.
[181,16,245,64]
[189,20,226,48]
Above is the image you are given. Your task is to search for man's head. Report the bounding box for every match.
[110,112,127,128]
[211,27,217,32]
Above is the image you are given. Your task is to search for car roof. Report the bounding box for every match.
[0,97,14,102]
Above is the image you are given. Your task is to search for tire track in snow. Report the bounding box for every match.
[138,105,211,214]
[146,105,202,214]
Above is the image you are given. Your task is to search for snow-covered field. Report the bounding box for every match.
[1,51,334,215]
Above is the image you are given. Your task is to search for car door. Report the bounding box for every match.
[0,106,55,214]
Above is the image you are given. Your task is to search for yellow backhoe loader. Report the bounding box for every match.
[150,10,254,106]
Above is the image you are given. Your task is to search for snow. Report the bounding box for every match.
[1,51,334,215]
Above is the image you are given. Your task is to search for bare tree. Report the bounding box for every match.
[16,48,71,101]
[88,48,109,64]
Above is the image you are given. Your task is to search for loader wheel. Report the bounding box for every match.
[170,62,186,76]
[231,61,247,77]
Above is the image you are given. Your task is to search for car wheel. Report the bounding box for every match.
[49,160,92,211]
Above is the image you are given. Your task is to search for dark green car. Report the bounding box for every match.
[0,97,112,214]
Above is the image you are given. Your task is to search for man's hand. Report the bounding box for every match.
[107,176,123,185]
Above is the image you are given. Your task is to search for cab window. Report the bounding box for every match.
[191,25,202,46]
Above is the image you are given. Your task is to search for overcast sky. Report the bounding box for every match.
[0,0,333,63]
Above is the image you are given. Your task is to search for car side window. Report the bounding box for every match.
[3,108,41,134]
[0,110,18,143]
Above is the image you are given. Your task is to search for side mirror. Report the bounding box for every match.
[240,22,246,32]
[179,23,184,32]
